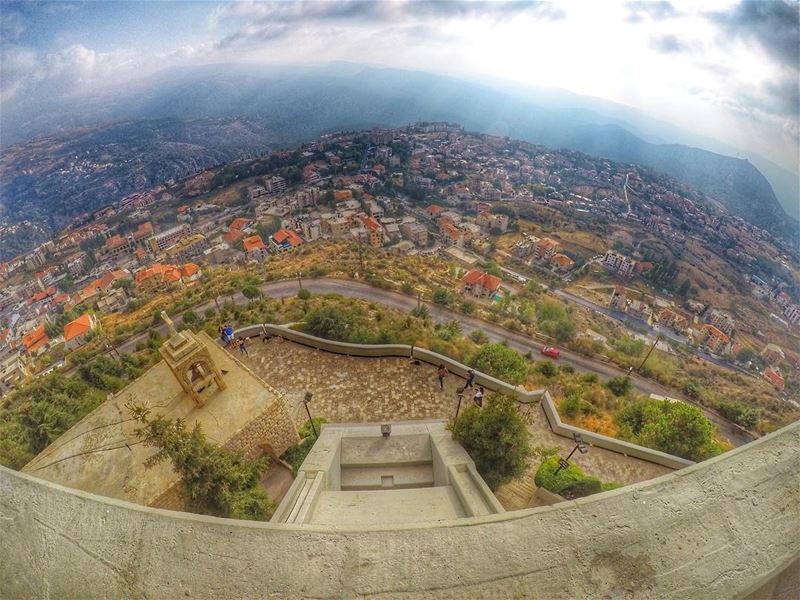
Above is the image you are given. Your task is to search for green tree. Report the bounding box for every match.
[182,310,201,328]
[297,288,311,301]
[470,343,528,384]
[242,285,261,303]
[451,395,532,490]
[305,306,356,342]
[131,405,272,520]
[432,288,451,306]
[616,399,720,461]
[605,375,631,396]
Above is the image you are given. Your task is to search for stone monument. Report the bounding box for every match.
[158,310,226,406]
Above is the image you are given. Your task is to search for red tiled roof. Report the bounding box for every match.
[361,216,380,232]
[181,263,200,278]
[64,313,94,342]
[272,229,303,247]
[22,325,48,352]
[29,286,57,304]
[462,269,502,293]
[224,229,245,244]
[703,324,730,344]
[229,218,249,231]
[242,235,266,252]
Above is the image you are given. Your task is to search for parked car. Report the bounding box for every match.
[541,346,560,359]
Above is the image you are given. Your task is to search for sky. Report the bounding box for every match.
[1,0,798,171]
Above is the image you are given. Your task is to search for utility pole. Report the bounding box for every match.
[297,271,303,289]
[638,334,662,372]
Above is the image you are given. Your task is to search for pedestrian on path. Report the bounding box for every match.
[238,338,249,356]
[464,369,476,390]
[437,365,449,390]
[473,386,484,408]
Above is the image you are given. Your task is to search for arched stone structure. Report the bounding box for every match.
[1,420,798,599]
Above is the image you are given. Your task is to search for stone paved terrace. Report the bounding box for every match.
[240,339,672,509]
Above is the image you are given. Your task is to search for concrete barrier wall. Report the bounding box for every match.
[540,391,693,469]
[235,324,692,469]
[1,420,798,599]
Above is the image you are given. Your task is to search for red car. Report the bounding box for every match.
[541,346,560,359]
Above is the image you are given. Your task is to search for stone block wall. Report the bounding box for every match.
[224,396,301,460]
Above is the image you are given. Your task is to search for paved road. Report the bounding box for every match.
[116,277,755,446]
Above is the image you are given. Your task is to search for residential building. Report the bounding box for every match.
[265,176,287,194]
[401,221,429,246]
[134,263,200,293]
[763,367,785,392]
[536,238,560,262]
[96,288,129,313]
[761,344,785,366]
[148,225,187,254]
[708,309,735,336]
[22,325,50,357]
[609,286,627,311]
[783,304,800,325]
[64,313,98,351]
[270,229,304,252]
[242,235,268,260]
[164,234,208,263]
[700,324,730,355]
[551,254,574,272]
[603,250,636,277]
[360,216,384,247]
[461,269,502,298]
[658,308,689,333]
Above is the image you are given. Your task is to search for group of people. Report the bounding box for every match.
[437,365,485,407]
[218,325,249,355]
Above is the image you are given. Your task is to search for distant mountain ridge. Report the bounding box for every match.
[562,124,794,239]
[1,63,796,250]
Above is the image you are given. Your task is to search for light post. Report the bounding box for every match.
[297,271,303,289]
[554,433,589,475]
[303,391,317,437]
[454,387,465,423]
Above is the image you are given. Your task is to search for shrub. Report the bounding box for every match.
[469,329,489,345]
[451,395,531,490]
[297,288,311,301]
[432,288,451,306]
[560,364,575,374]
[534,455,605,498]
[605,375,631,396]
[535,360,558,378]
[616,399,721,461]
[613,336,645,357]
[470,343,528,384]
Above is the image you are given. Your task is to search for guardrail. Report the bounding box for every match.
[233,324,693,470]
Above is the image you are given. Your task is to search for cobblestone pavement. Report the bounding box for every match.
[241,340,672,510]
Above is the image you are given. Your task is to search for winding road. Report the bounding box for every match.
[117,277,755,446]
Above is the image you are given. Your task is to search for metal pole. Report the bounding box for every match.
[638,334,661,372]
[454,391,464,423]
[297,271,303,289]
[304,402,317,437]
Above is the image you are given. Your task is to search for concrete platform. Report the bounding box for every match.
[309,487,466,526]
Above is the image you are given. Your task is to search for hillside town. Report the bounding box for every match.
[1,123,798,402]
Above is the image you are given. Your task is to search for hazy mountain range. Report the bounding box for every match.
[1,62,797,248]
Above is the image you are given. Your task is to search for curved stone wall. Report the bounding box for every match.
[241,324,692,469]
[1,420,798,598]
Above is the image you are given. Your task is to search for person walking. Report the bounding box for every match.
[464,369,476,390]
[437,365,449,391]
[239,337,249,356]
[473,386,485,408]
